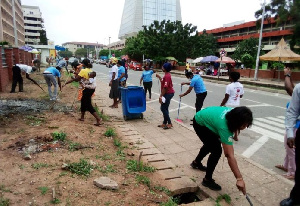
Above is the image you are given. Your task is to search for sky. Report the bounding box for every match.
[22,0,269,46]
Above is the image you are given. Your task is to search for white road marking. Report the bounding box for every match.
[253,121,285,134]
[266,117,284,124]
[242,135,269,158]
[242,98,263,103]
[277,116,285,120]
[249,125,283,142]
[169,105,188,113]
[255,118,285,128]
[246,104,271,108]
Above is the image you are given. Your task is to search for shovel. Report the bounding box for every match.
[175,85,183,123]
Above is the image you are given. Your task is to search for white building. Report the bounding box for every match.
[22,5,44,45]
[62,42,104,56]
[118,0,182,40]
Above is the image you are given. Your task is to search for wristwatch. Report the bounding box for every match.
[285,74,291,77]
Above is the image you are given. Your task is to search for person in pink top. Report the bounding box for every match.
[156,62,175,129]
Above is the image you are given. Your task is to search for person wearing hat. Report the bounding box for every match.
[180,71,207,113]
[56,58,68,73]
[10,64,39,93]
[108,57,119,108]
[43,66,62,101]
[156,62,175,129]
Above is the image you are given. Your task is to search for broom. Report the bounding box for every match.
[175,85,183,123]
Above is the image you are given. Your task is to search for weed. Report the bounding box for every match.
[18,164,25,170]
[190,177,196,182]
[135,175,151,187]
[154,186,170,195]
[51,131,67,141]
[113,138,122,147]
[50,198,61,204]
[25,115,44,126]
[0,196,10,206]
[104,128,116,137]
[160,197,179,206]
[116,148,125,157]
[96,164,116,173]
[96,154,112,160]
[38,186,49,195]
[104,201,111,206]
[68,141,82,151]
[94,106,109,121]
[59,172,68,177]
[0,185,11,193]
[215,194,231,206]
[126,160,156,173]
[32,163,49,169]
[67,159,94,176]
[88,126,95,134]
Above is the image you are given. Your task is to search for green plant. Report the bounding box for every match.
[18,164,25,170]
[50,198,61,204]
[25,115,44,126]
[113,138,122,147]
[104,128,116,137]
[160,197,179,206]
[154,186,170,195]
[215,194,231,206]
[68,141,82,151]
[67,159,94,176]
[94,106,109,121]
[126,160,155,172]
[0,196,10,206]
[59,172,68,177]
[51,131,67,141]
[38,186,49,195]
[116,148,125,157]
[0,185,10,193]
[135,175,150,187]
[32,163,49,169]
[271,61,285,70]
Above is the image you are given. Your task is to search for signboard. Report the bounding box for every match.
[220,49,227,57]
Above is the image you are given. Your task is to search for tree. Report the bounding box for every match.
[75,48,88,58]
[58,50,73,58]
[39,30,48,45]
[232,37,262,64]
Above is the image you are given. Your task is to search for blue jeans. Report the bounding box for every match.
[160,93,174,124]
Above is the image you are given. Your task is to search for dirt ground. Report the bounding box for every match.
[0,70,171,206]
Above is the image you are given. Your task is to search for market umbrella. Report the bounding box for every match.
[192,57,203,63]
[165,57,178,62]
[259,38,300,61]
[30,49,40,54]
[215,56,235,64]
[200,55,218,63]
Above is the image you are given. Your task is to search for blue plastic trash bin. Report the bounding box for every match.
[121,86,146,120]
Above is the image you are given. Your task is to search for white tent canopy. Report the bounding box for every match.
[192,57,203,63]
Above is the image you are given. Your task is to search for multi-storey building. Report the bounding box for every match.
[199,17,294,54]
[0,0,25,47]
[22,5,44,45]
[118,0,182,40]
[62,42,104,56]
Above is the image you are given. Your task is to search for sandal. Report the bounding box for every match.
[94,122,104,126]
[275,165,288,172]
[158,124,166,128]
[282,174,294,180]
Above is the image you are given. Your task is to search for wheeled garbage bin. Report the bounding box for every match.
[121,86,146,120]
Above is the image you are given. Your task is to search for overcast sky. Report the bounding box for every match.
[22,0,269,46]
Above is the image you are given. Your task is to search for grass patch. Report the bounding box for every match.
[0,185,11,193]
[51,131,67,141]
[38,186,49,195]
[154,186,170,195]
[94,105,109,121]
[96,164,116,173]
[215,194,231,206]
[67,159,94,176]
[31,163,49,170]
[126,160,155,173]
[50,198,61,204]
[96,154,112,160]
[135,175,150,187]
[160,197,179,206]
[68,141,82,151]
[113,138,122,147]
[0,196,10,206]
[104,128,116,137]
[25,115,44,126]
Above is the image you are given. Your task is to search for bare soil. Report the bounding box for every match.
[0,71,170,206]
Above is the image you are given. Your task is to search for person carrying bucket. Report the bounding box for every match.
[179,71,207,112]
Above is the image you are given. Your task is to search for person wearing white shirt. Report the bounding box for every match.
[10,64,38,93]
[108,58,119,108]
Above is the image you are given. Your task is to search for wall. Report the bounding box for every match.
[236,69,300,81]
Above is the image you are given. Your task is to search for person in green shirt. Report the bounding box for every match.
[191,106,253,195]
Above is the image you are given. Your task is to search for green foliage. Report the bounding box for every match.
[67,159,94,176]
[126,160,155,172]
[58,50,73,58]
[0,185,10,193]
[271,61,285,70]
[32,163,49,169]
[154,185,171,195]
[104,128,116,137]
[232,37,261,63]
[39,29,48,45]
[113,138,122,147]
[215,194,231,206]
[160,197,179,206]
[50,198,61,204]
[0,196,10,206]
[68,141,82,151]
[25,115,44,126]
[38,186,49,195]
[94,106,109,121]
[135,174,151,187]
[241,53,255,69]
[75,48,88,58]
[51,131,67,141]
[0,41,9,46]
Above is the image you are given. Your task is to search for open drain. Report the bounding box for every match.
[173,192,201,204]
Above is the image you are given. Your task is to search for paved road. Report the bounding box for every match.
[93,64,291,176]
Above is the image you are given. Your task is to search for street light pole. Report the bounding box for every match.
[109,37,111,57]
[254,0,266,81]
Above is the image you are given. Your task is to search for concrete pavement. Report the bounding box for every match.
[93,74,294,206]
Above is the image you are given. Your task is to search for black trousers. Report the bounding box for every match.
[195,91,207,112]
[11,65,23,92]
[143,81,152,99]
[193,118,222,180]
[290,129,300,203]
[81,88,96,114]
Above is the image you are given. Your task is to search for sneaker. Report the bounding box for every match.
[190,161,207,171]
[202,178,222,191]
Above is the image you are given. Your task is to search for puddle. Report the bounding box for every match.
[0,99,72,115]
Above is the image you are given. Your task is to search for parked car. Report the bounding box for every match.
[100,59,107,65]
[68,57,79,64]
[129,61,142,71]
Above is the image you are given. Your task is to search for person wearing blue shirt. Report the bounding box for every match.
[43,66,62,101]
[117,60,126,103]
[140,66,155,100]
[180,71,207,112]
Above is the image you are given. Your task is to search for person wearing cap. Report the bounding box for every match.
[43,66,62,101]
[156,62,175,129]
[108,57,119,108]
[56,58,68,73]
[10,64,38,93]
[180,71,207,113]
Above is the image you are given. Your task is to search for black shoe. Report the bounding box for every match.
[280,198,296,206]
[10,91,15,93]
[190,161,207,171]
[19,90,23,92]
[202,178,222,191]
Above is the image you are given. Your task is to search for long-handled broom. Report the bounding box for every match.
[175,85,183,123]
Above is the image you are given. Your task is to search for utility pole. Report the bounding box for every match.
[109,37,111,58]
[254,0,266,81]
